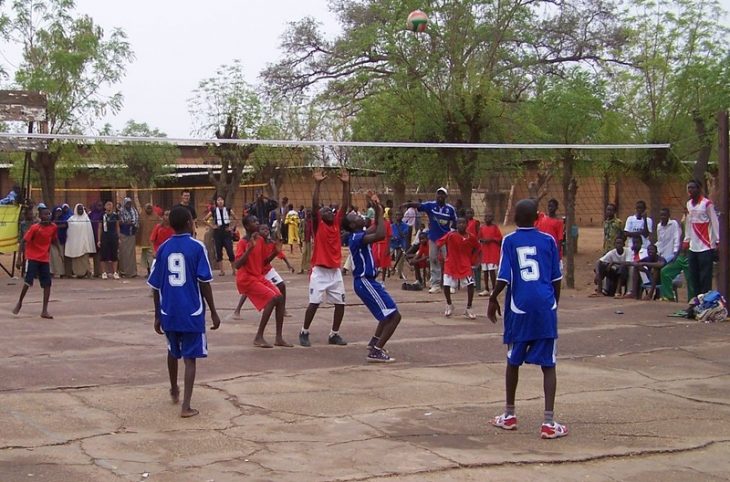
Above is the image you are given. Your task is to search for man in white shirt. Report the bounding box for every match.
[656,207,681,264]
[403,202,418,244]
[624,200,653,251]
[592,237,631,297]
[684,179,720,297]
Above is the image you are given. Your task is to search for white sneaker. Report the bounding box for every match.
[101,272,108,280]
[465,308,476,319]
[112,272,120,280]
[445,304,454,317]
[478,290,490,297]
[428,285,442,294]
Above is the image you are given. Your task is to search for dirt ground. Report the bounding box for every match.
[1,227,729,481]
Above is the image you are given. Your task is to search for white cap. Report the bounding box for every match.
[436,187,448,195]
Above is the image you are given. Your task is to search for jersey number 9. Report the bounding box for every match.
[168,253,186,286]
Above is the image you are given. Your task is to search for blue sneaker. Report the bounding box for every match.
[299,331,311,347]
[367,347,395,363]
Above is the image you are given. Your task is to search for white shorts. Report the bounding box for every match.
[443,274,475,288]
[481,263,498,272]
[265,268,284,286]
[309,266,346,305]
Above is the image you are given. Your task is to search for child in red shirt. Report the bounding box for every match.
[478,211,503,296]
[465,208,481,291]
[233,215,290,348]
[437,217,480,319]
[407,232,430,287]
[373,216,392,281]
[150,210,175,253]
[535,198,564,259]
[13,206,58,319]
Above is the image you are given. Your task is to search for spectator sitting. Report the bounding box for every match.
[618,238,648,299]
[626,243,666,300]
[0,184,21,205]
[592,236,630,297]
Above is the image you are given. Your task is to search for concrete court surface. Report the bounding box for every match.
[1,270,730,482]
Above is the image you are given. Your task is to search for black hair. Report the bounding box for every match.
[636,200,647,208]
[660,207,670,213]
[548,198,559,206]
[606,203,616,209]
[169,206,192,231]
[181,189,191,195]
[242,214,258,228]
[687,179,702,188]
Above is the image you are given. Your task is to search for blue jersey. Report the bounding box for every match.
[497,227,562,343]
[349,231,376,278]
[147,233,213,333]
[390,221,410,250]
[419,201,456,241]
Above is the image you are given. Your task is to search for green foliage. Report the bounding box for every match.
[90,120,179,189]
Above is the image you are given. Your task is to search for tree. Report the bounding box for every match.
[264,0,626,207]
[2,0,133,206]
[91,120,180,207]
[188,61,281,207]
[529,71,607,288]
[613,0,729,220]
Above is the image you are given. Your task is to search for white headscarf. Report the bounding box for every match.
[65,203,97,257]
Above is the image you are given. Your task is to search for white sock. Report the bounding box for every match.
[329,330,338,337]
[300,328,309,334]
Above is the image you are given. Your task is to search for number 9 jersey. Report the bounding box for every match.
[497,227,562,343]
[148,233,214,333]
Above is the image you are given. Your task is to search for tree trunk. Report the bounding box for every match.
[562,153,578,289]
[642,149,668,223]
[601,174,610,211]
[392,178,406,207]
[34,151,57,207]
[692,111,712,184]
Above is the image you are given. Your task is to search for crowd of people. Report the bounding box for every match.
[7,174,720,436]
[592,179,719,303]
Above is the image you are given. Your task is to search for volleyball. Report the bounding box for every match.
[406,10,428,32]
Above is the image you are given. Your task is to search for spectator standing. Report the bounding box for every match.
[624,200,653,252]
[248,190,278,228]
[401,188,457,294]
[138,203,161,277]
[88,201,104,277]
[118,197,139,277]
[602,203,623,253]
[299,209,313,274]
[150,210,175,254]
[656,207,681,264]
[98,201,120,280]
[684,180,719,297]
[65,203,96,278]
[535,198,564,264]
[203,195,236,276]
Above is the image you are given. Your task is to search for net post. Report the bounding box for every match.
[717,110,729,299]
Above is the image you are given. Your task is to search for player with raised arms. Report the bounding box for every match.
[487,198,568,439]
[342,191,402,363]
[148,206,221,418]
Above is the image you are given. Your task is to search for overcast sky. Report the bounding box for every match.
[3,0,730,138]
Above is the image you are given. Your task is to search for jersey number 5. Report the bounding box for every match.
[517,246,540,281]
[168,253,186,286]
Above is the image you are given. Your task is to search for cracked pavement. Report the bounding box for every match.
[1,268,730,482]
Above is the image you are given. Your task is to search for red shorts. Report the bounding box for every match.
[236,276,281,311]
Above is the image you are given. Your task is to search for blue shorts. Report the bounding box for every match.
[165,331,208,359]
[507,339,556,367]
[354,277,398,322]
[24,260,52,288]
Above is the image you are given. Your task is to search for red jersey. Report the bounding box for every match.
[437,231,479,278]
[478,223,502,265]
[414,242,429,269]
[263,241,287,274]
[23,223,57,263]
[466,218,479,238]
[311,209,344,268]
[535,215,564,257]
[235,237,268,282]
[374,220,392,269]
[150,224,175,252]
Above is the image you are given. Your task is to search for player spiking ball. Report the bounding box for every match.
[488,198,568,439]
